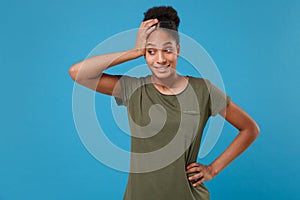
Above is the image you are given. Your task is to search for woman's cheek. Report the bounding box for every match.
[146,56,155,64]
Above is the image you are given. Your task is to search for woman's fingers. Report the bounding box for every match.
[141,18,158,28]
[186,166,200,174]
[134,19,158,54]
[145,25,157,35]
[186,162,199,170]
[188,172,204,181]
[141,19,158,35]
[192,178,205,187]
[186,163,214,187]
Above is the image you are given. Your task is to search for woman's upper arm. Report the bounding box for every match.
[70,72,122,97]
[219,101,260,135]
[95,73,121,97]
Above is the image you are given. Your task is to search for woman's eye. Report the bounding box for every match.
[164,48,173,53]
[147,49,155,55]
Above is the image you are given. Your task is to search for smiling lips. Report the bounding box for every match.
[153,65,170,72]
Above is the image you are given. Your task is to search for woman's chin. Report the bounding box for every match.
[152,72,172,80]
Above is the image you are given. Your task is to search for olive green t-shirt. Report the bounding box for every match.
[115,75,230,200]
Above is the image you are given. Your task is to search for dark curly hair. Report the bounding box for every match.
[143,6,180,44]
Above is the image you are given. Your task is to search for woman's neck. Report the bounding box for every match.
[151,73,179,87]
[151,74,189,95]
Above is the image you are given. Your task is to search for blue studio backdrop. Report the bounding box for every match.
[1,0,299,199]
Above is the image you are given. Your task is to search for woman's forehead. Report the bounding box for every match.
[146,29,177,47]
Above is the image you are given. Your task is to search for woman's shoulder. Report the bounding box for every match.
[117,74,151,82]
[117,74,152,89]
[187,76,211,88]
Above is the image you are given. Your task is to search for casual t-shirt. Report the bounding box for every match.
[115,75,230,200]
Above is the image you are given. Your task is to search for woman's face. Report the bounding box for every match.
[145,29,180,79]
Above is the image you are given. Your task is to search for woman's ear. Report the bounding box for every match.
[176,44,180,57]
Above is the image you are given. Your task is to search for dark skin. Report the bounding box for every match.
[186,101,259,186]
[69,18,260,187]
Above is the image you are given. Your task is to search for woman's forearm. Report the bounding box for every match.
[209,127,259,176]
[69,48,143,81]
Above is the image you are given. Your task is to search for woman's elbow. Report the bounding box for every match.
[69,63,82,81]
[249,121,260,139]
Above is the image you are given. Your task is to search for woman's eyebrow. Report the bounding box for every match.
[146,41,174,47]
[146,43,156,47]
[162,41,173,46]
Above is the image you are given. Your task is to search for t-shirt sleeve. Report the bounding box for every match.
[114,75,142,106]
[206,80,231,116]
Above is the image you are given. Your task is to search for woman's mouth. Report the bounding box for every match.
[153,65,170,73]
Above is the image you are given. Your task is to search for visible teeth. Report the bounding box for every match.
[155,66,168,69]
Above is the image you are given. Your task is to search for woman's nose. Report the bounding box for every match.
[157,51,166,63]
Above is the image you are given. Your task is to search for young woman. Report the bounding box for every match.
[69,6,260,200]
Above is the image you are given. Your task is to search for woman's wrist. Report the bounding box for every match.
[208,163,220,178]
[131,47,145,57]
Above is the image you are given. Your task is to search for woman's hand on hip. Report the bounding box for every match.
[186,163,215,187]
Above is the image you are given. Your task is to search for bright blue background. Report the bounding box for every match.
[1,0,299,199]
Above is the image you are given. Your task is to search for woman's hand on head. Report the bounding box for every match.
[134,18,158,56]
[186,163,215,187]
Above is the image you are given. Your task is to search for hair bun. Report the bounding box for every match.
[143,6,180,30]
